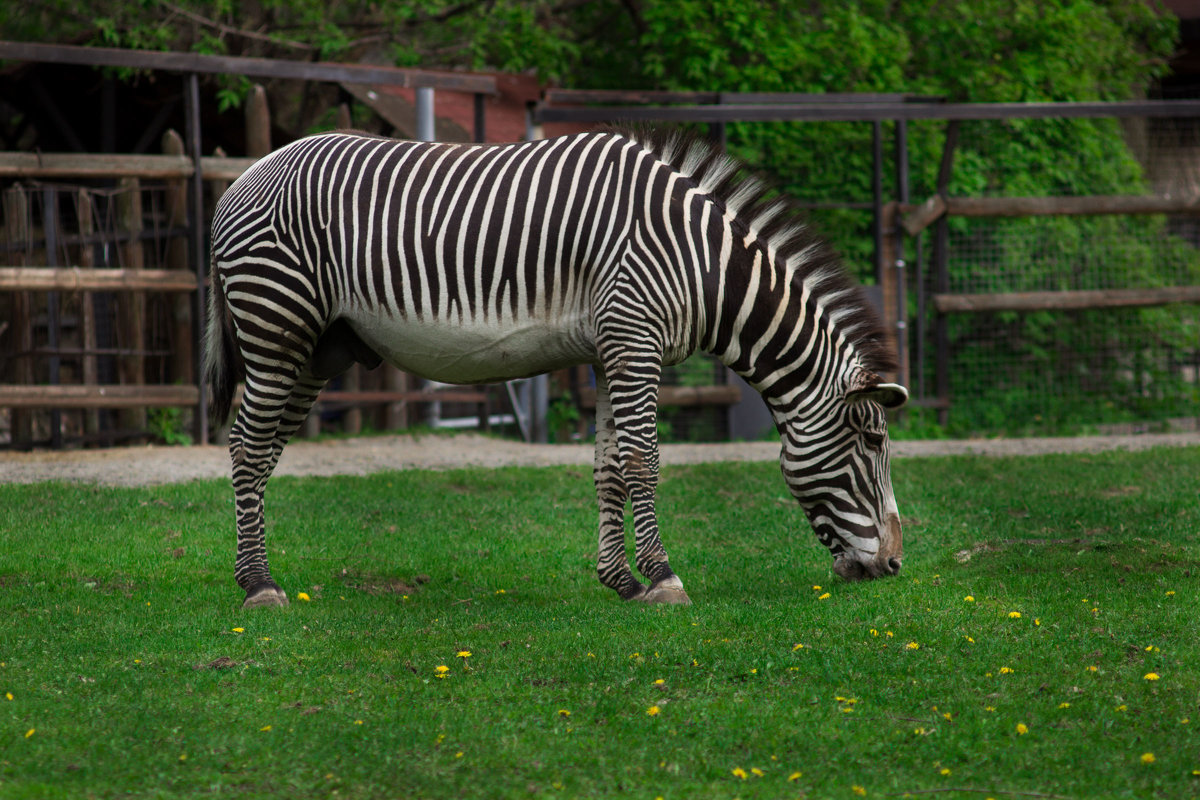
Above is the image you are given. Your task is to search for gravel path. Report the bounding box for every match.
[2,431,1196,487]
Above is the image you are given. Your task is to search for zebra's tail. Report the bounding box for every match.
[204,260,243,428]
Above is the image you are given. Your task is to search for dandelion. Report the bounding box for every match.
[999,667,1014,675]
[751,767,765,777]
[1141,753,1156,764]
[1116,705,1128,712]
[232,627,245,633]
[4,692,11,701]
[1016,723,1028,735]
[870,629,879,637]
[812,585,821,591]
[1166,590,1176,596]
[297,592,311,602]
[940,768,952,776]
[1008,611,1022,619]
[852,785,867,796]
[906,642,920,650]
[964,595,975,602]
[653,679,665,685]
[1058,702,1071,709]
[457,651,472,659]
[818,593,831,601]
[646,705,660,716]
[1144,672,1161,681]
[731,767,748,779]
[179,754,187,762]
[24,728,34,739]
[1144,645,1159,652]
[1086,665,1099,672]
[435,665,450,678]
[558,709,570,717]
[260,725,272,732]
[354,720,364,725]
[495,589,506,595]
[792,643,805,651]
[788,772,802,781]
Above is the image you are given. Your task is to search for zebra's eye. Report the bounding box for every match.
[862,430,885,451]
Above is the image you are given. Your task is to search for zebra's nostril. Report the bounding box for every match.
[887,557,902,574]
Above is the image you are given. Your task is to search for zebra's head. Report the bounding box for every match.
[778,370,908,581]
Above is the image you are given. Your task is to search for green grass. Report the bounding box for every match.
[1,447,1198,799]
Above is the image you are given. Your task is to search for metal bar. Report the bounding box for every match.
[535,99,1200,124]
[415,87,435,142]
[185,72,208,444]
[933,122,959,427]
[894,118,909,392]
[872,121,884,286]
[0,40,498,94]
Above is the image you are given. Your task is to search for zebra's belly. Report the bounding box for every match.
[344,312,597,384]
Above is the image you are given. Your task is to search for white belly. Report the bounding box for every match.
[344,310,598,384]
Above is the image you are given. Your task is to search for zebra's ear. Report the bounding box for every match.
[846,377,909,409]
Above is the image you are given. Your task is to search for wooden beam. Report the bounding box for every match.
[0,384,199,408]
[0,40,497,94]
[946,194,1200,218]
[316,389,490,405]
[577,384,743,410]
[0,267,197,291]
[933,286,1200,314]
[0,152,193,179]
[901,194,947,235]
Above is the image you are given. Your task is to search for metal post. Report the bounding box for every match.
[933,121,960,426]
[415,87,435,142]
[872,120,884,286]
[185,72,209,444]
[893,119,909,391]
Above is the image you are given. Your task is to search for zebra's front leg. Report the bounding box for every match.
[600,361,691,606]
[230,369,328,609]
[593,373,647,600]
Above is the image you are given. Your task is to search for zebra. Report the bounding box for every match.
[206,126,908,609]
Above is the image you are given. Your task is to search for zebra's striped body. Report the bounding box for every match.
[207,128,907,608]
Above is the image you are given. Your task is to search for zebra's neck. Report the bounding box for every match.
[700,229,862,416]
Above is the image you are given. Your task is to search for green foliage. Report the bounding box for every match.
[1,448,1199,797]
[146,407,194,446]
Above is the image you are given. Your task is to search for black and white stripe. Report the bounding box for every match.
[207,126,907,608]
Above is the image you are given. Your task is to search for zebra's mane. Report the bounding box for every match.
[603,124,896,376]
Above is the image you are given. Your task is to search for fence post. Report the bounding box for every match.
[932,121,960,426]
[185,71,209,444]
[162,130,195,390]
[76,188,100,437]
[116,176,147,437]
[4,186,33,449]
[246,84,271,158]
[41,186,63,449]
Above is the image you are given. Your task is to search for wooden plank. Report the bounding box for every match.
[0,384,199,408]
[945,194,1200,218]
[0,267,197,291]
[317,389,490,405]
[0,152,193,179]
[900,194,947,235]
[933,286,1200,313]
[577,384,743,410]
[0,40,498,94]
[199,155,259,181]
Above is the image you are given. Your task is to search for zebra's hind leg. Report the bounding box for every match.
[229,367,328,609]
[593,374,647,600]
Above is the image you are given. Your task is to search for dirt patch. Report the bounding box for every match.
[1,431,1196,488]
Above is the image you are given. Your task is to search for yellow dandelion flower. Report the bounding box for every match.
[964,595,975,602]
[558,709,570,717]
[792,643,805,651]
[940,768,952,776]
[852,785,867,796]
[24,728,34,739]
[965,636,975,643]
[455,751,464,758]
[943,712,953,721]
[1144,645,1159,652]
[232,627,245,633]
[4,692,11,701]
[999,666,1014,675]
[260,725,272,732]
[1116,705,1128,712]
[1141,753,1156,764]
[653,678,665,685]
[354,720,364,725]
[457,651,472,658]
[885,631,894,638]
[818,593,831,600]
[1166,590,1176,596]
[906,642,920,650]
[812,585,822,591]
[788,771,802,781]
[495,589,506,594]
[179,754,187,762]
[870,628,879,637]
[297,592,311,602]
[646,705,660,716]
[1016,723,1028,735]
[1086,665,1099,672]
[1144,672,1161,681]
[1008,611,1021,619]
[751,767,765,777]
[435,665,450,678]
[1058,702,1071,709]
[731,767,748,779]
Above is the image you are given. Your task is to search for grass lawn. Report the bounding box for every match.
[1,446,1198,799]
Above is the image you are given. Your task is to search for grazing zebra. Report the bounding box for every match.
[206,126,908,609]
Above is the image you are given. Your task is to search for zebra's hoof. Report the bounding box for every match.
[641,577,692,606]
[243,583,289,609]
